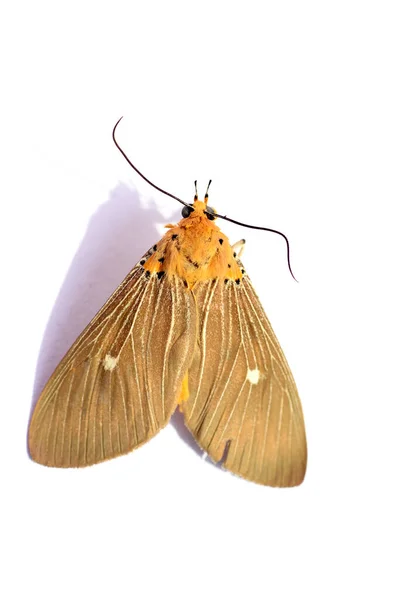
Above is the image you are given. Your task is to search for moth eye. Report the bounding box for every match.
[206,206,216,221]
[181,204,194,218]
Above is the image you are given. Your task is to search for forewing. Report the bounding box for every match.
[29,263,196,467]
[182,276,307,487]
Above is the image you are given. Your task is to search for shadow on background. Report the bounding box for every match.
[30,183,210,460]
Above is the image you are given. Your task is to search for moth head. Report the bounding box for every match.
[181,203,217,220]
[181,179,217,220]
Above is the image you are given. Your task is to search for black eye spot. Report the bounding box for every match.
[233,252,237,258]
[153,244,157,251]
[183,280,188,288]
[182,205,194,218]
[157,271,165,279]
[228,263,231,268]
[235,278,240,285]
[224,279,229,284]
[140,259,145,265]
[158,257,165,263]
[241,269,245,275]
[145,270,151,278]
[172,234,178,240]
[219,238,223,245]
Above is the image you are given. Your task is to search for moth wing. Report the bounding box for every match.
[182,276,307,487]
[29,262,196,467]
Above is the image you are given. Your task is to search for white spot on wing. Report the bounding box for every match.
[103,354,118,371]
[246,368,260,385]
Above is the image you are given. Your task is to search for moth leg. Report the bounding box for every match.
[231,239,246,258]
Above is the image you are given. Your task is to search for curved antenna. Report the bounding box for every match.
[214,213,297,282]
[112,117,191,209]
[112,117,297,281]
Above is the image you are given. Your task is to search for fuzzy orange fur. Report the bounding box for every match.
[142,199,242,288]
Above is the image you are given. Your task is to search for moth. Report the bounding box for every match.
[28,119,307,487]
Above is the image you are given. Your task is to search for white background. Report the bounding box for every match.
[1,1,397,598]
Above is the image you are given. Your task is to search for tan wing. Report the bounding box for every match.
[182,276,307,487]
[29,261,196,467]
